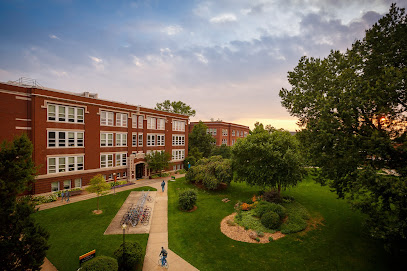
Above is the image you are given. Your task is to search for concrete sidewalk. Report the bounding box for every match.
[142,180,199,271]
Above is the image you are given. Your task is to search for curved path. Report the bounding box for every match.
[39,174,199,271]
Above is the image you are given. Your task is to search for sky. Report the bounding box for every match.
[0,0,405,131]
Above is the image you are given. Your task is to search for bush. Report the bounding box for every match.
[269,236,274,242]
[234,210,274,233]
[263,190,282,203]
[110,180,127,187]
[114,242,143,271]
[254,201,286,219]
[261,211,281,229]
[81,256,118,271]
[178,189,197,211]
[177,169,187,174]
[255,237,260,242]
[257,231,265,237]
[280,202,310,234]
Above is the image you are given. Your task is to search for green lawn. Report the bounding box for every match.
[168,176,394,271]
[33,186,156,271]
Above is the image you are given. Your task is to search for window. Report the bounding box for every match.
[48,131,84,148]
[116,113,128,127]
[138,133,143,146]
[117,172,121,178]
[222,129,228,136]
[222,139,227,145]
[74,178,82,188]
[115,153,127,166]
[157,118,165,130]
[138,115,143,129]
[47,104,85,123]
[240,131,243,137]
[132,114,138,128]
[172,120,185,131]
[147,134,156,146]
[232,139,235,145]
[101,154,114,168]
[47,156,84,174]
[147,117,156,129]
[51,181,59,192]
[101,111,114,126]
[109,173,113,180]
[157,135,165,146]
[48,105,56,121]
[232,130,235,136]
[116,133,127,146]
[207,128,217,135]
[63,180,71,190]
[244,131,248,137]
[123,172,127,178]
[101,133,113,147]
[132,133,137,146]
[172,135,185,146]
[172,149,185,160]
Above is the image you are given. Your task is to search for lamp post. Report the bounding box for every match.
[121,223,126,267]
[113,173,117,195]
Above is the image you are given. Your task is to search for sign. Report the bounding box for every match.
[79,249,96,265]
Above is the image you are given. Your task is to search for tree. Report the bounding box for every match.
[188,121,215,157]
[114,242,143,271]
[185,156,233,190]
[155,100,196,116]
[145,151,171,176]
[211,145,232,159]
[279,4,407,253]
[0,134,49,270]
[86,174,111,212]
[231,124,304,194]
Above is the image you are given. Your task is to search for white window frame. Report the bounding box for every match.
[115,153,127,166]
[172,135,185,146]
[48,131,84,148]
[138,133,143,146]
[132,114,138,129]
[147,134,156,146]
[74,178,82,188]
[222,138,227,145]
[47,104,85,123]
[51,181,60,192]
[157,118,165,130]
[116,113,128,127]
[116,133,128,147]
[222,129,228,136]
[157,134,165,146]
[132,133,137,147]
[172,149,185,161]
[47,155,85,174]
[147,117,156,129]
[63,180,71,190]
[101,133,114,147]
[101,111,114,126]
[100,154,114,168]
[172,120,185,131]
[138,115,144,129]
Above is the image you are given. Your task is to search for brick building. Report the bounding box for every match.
[0,79,188,194]
[189,121,249,146]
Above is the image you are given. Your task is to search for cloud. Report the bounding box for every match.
[161,25,183,36]
[210,13,237,24]
[195,53,208,64]
[49,34,60,40]
[132,56,142,67]
[89,56,105,71]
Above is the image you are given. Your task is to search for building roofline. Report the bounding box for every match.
[1,80,189,119]
[190,121,249,129]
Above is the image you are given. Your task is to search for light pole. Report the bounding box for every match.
[121,223,126,267]
[113,173,117,195]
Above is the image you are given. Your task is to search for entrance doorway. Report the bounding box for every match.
[136,163,144,179]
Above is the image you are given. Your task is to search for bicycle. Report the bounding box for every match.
[158,255,169,268]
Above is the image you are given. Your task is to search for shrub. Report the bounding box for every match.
[261,211,281,229]
[255,237,260,242]
[234,210,273,233]
[114,242,143,271]
[178,189,197,211]
[227,219,236,226]
[254,201,286,219]
[257,231,265,237]
[263,190,282,203]
[280,202,310,234]
[269,236,274,242]
[178,168,187,174]
[81,256,118,271]
[202,175,219,190]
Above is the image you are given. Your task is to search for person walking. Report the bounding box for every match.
[161,180,165,192]
[66,190,70,202]
[61,191,65,202]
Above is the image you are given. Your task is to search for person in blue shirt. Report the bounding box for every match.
[161,180,165,192]
[159,247,168,266]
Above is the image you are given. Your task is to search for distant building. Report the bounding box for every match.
[189,121,250,146]
[0,79,188,194]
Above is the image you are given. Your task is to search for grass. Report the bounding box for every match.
[33,186,156,271]
[168,176,395,271]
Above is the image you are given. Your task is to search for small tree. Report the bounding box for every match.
[114,242,143,271]
[188,121,215,157]
[86,174,111,212]
[145,151,171,176]
[232,124,304,195]
[0,134,49,271]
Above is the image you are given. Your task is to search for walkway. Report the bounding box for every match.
[39,174,199,271]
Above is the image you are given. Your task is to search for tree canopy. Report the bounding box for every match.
[188,121,215,158]
[145,151,172,176]
[155,100,196,116]
[86,174,111,211]
[232,124,303,194]
[0,134,49,270]
[279,4,407,253]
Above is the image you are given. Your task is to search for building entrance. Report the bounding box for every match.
[136,163,144,179]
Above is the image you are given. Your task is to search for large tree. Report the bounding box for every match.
[188,121,215,158]
[155,100,196,116]
[0,134,49,270]
[279,4,407,253]
[232,123,304,194]
[145,151,172,176]
[86,174,111,212]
